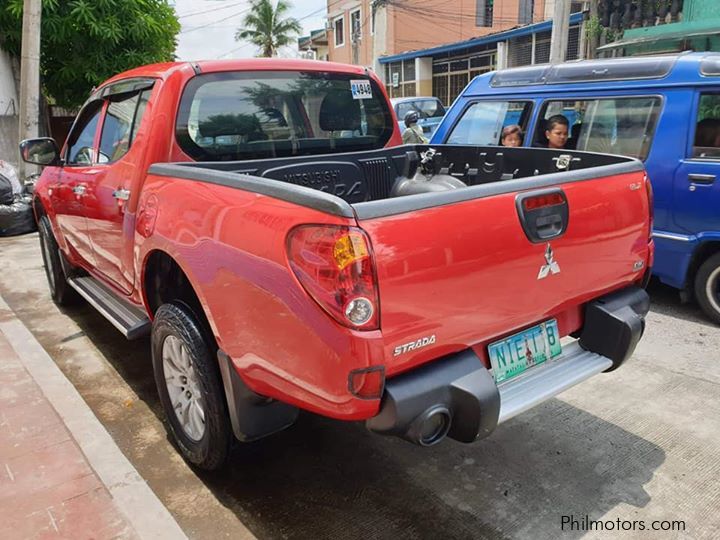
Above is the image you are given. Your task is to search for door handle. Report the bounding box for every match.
[688,174,715,185]
[72,185,86,196]
[113,188,130,201]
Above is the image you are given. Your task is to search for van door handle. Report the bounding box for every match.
[113,188,130,201]
[688,174,715,184]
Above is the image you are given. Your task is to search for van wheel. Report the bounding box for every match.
[151,302,231,470]
[37,215,79,306]
[695,253,720,325]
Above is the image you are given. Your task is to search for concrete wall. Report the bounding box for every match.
[0,115,20,169]
[0,50,19,168]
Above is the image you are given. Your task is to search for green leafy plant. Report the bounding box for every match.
[235,0,301,58]
[0,0,180,108]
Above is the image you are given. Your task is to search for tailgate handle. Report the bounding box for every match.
[515,189,569,244]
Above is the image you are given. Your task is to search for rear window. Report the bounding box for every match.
[176,71,395,161]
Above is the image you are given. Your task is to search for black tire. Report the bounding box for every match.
[37,215,79,306]
[694,252,720,325]
[151,302,231,470]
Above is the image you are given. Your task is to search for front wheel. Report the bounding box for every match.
[37,215,79,306]
[695,252,720,325]
[151,302,232,470]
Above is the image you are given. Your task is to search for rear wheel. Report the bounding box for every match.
[695,252,720,325]
[37,215,79,306]
[151,302,231,470]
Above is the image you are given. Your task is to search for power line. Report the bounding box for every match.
[179,7,252,34]
[176,1,247,19]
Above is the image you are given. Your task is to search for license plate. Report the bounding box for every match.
[488,319,562,384]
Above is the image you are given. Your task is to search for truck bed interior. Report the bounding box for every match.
[166,144,638,205]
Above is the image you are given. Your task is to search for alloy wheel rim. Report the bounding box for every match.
[162,335,206,441]
[706,266,720,315]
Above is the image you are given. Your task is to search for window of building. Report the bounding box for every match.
[446,101,533,145]
[692,94,720,159]
[385,60,416,99]
[535,97,662,159]
[476,0,494,27]
[350,9,361,42]
[518,0,534,24]
[432,52,495,105]
[334,15,345,47]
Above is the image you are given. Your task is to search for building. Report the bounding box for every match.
[597,0,720,57]
[298,29,330,61]
[319,1,585,105]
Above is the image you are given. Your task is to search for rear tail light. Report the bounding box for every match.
[644,173,654,241]
[287,225,380,330]
[522,192,565,211]
[348,366,385,399]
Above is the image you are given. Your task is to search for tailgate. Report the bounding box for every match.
[356,170,652,376]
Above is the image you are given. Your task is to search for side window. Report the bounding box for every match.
[535,97,661,159]
[98,93,140,163]
[418,99,445,118]
[130,89,152,144]
[692,93,720,159]
[66,101,104,165]
[446,101,532,146]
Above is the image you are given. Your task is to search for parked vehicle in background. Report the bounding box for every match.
[391,96,446,136]
[21,58,652,470]
[432,52,720,324]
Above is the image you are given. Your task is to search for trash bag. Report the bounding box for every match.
[0,174,13,205]
[0,195,37,237]
[0,160,22,197]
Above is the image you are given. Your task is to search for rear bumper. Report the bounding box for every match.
[366,285,649,445]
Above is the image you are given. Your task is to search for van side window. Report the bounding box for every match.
[446,101,532,146]
[65,101,104,165]
[535,97,661,160]
[692,94,720,159]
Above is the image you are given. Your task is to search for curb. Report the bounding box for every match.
[0,293,188,540]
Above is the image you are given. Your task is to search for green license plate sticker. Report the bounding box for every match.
[488,319,562,383]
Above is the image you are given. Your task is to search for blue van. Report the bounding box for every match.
[431,52,720,323]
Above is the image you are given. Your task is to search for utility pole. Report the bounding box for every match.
[18,0,41,178]
[549,0,571,64]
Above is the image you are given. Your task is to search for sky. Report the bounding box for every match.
[171,0,327,61]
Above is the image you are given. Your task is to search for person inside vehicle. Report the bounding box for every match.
[402,110,429,144]
[695,118,720,148]
[501,125,523,147]
[542,114,569,149]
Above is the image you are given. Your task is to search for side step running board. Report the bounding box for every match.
[67,277,150,340]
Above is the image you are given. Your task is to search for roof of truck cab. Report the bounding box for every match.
[100,58,373,87]
[462,52,720,97]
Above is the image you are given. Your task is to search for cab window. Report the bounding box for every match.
[65,101,104,165]
[98,88,152,164]
[692,93,720,159]
[535,97,661,159]
[446,101,532,145]
[397,99,445,120]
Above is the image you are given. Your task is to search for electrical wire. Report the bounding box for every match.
[176,1,247,19]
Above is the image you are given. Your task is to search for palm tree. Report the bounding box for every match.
[235,0,302,58]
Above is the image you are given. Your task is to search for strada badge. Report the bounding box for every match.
[394,335,437,356]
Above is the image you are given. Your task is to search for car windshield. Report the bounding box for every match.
[396,99,445,120]
[176,71,395,161]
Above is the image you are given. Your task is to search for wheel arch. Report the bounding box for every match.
[687,240,720,289]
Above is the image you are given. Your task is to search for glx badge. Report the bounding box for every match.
[537,243,561,280]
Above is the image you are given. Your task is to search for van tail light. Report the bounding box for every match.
[287,225,380,330]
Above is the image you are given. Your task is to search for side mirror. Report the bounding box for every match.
[19,137,61,166]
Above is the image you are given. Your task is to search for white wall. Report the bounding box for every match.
[0,49,18,116]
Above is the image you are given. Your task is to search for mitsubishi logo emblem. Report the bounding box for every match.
[537,243,561,280]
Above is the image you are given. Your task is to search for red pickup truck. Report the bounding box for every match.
[20,59,653,470]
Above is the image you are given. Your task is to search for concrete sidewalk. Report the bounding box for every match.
[0,294,186,540]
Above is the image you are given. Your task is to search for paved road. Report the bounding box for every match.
[1,233,719,540]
